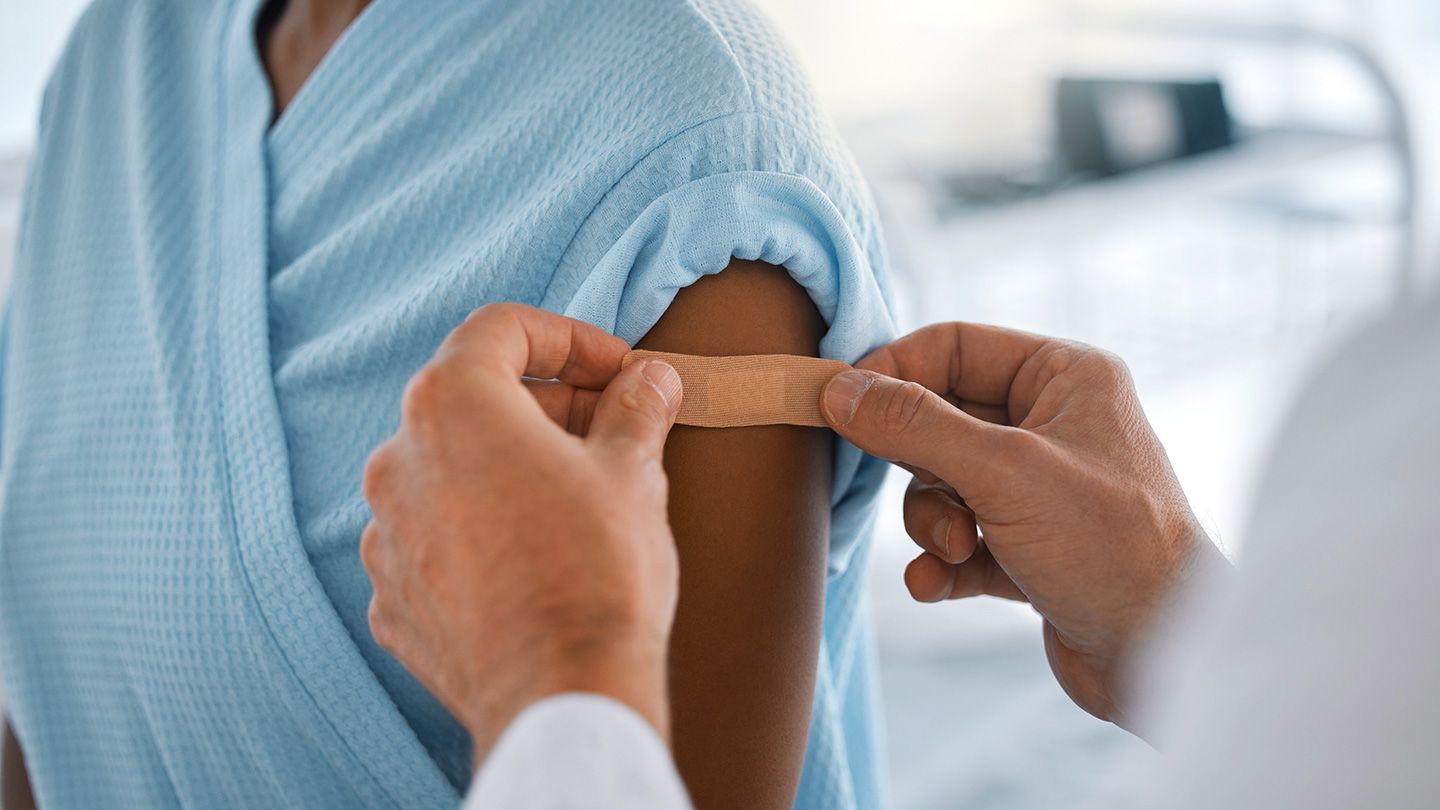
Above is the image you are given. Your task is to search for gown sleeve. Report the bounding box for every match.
[545,111,896,576]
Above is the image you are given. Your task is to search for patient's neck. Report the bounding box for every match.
[259,0,373,121]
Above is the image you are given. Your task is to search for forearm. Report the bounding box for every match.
[1115,532,1234,742]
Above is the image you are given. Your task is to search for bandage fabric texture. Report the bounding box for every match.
[624,350,851,428]
[0,1,896,808]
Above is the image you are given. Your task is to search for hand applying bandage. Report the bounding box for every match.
[360,304,684,765]
[820,323,1227,732]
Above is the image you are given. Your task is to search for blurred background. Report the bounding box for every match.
[2,1,1436,808]
[747,2,1439,808]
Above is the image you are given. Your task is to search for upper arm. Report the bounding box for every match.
[636,260,831,809]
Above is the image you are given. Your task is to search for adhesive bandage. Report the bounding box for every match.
[622,349,853,428]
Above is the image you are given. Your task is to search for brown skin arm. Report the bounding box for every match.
[3,721,35,810]
[636,261,831,809]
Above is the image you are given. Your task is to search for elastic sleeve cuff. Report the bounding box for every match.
[560,169,893,362]
[558,170,895,574]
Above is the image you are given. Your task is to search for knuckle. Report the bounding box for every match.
[367,599,393,648]
[1097,349,1134,386]
[622,381,664,419]
[901,490,937,534]
[467,301,521,328]
[358,523,383,573]
[993,427,1048,474]
[361,444,394,506]
[1045,340,1134,390]
[878,380,930,434]
[1039,341,1084,375]
[1001,424,1043,455]
[1074,344,1131,386]
[612,381,667,441]
[1090,346,1121,368]
[401,363,448,428]
[445,303,530,363]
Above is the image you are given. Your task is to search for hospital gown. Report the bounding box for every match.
[0,0,895,807]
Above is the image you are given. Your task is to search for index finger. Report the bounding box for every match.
[438,303,630,389]
[857,322,1051,409]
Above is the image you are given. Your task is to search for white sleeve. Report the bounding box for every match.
[1124,297,1440,810]
[462,693,694,810]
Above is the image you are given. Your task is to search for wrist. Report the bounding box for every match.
[464,632,670,765]
[532,635,671,741]
[1108,522,1230,736]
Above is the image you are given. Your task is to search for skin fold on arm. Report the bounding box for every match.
[636,260,832,809]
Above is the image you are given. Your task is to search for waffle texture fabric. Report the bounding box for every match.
[0,0,896,807]
[624,350,853,427]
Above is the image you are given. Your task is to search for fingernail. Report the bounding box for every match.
[823,371,873,426]
[642,361,682,407]
[934,517,951,559]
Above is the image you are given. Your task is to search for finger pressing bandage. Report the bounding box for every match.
[623,350,852,428]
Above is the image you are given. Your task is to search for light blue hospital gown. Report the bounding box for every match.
[0,0,896,807]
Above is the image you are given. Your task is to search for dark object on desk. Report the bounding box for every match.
[1057,77,1233,177]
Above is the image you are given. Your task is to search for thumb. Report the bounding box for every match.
[822,370,1018,493]
[587,359,683,460]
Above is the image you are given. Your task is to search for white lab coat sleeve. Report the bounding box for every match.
[462,693,694,810]
[1124,294,1440,810]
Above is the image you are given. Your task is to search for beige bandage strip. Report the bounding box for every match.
[622,350,852,428]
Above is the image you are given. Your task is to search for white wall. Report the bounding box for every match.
[3,0,1438,281]
[0,0,92,154]
[750,0,1440,285]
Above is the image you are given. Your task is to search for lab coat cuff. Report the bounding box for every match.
[464,693,693,809]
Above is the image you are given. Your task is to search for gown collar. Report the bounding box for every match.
[210,0,457,804]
